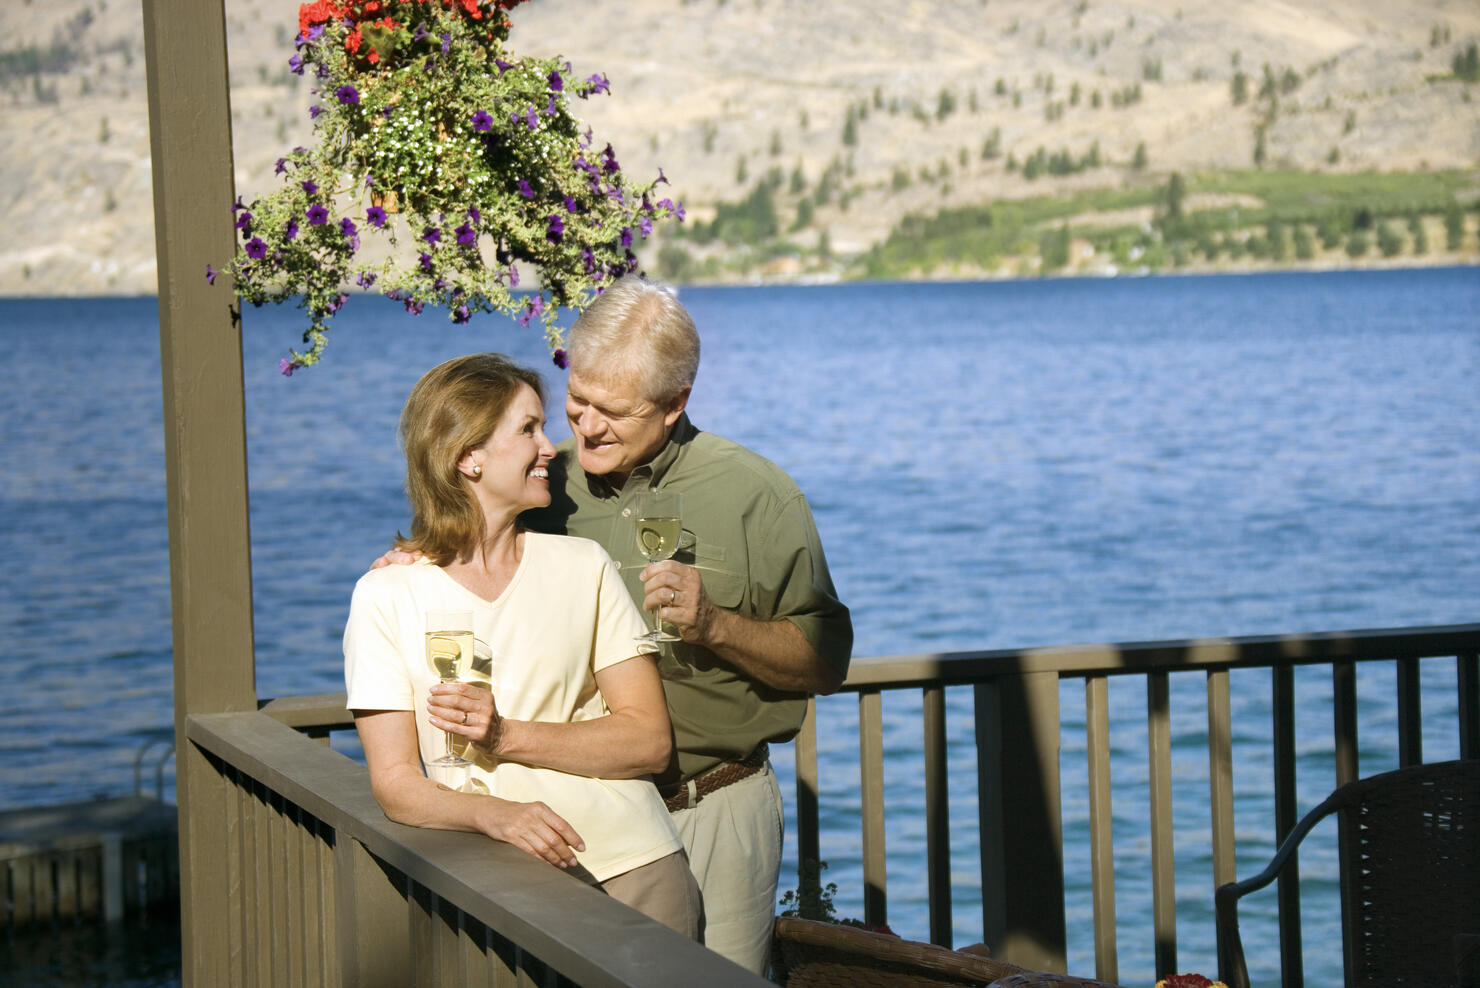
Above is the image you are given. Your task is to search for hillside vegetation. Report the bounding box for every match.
[2,0,1478,294]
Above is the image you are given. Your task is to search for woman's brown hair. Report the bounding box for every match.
[395,353,544,565]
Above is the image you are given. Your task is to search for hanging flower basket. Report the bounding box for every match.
[212,0,684,374]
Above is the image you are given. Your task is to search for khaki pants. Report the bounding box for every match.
[598,850,703,940]
[670,764,783,975]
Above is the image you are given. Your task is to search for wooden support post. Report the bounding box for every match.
[142,0,258,982]
[976,671,1065,972]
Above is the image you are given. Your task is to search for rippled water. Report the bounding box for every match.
[1,268,1477,985]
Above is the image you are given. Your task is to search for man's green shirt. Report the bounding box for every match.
[524,414,852,787]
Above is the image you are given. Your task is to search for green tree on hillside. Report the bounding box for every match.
[1231,71,1249,105]
[1376,221,1403,257]
[1453,42,1480,82]
[1132,142,1148,169]
[1444,204,1464,249]
[842,105,858,146]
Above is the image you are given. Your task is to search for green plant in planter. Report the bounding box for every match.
[212,0,683,373]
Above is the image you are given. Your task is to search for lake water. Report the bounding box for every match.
[1,268,1477,986]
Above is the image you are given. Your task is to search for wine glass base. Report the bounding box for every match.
[636,631,681,643]
[426,759,470,791]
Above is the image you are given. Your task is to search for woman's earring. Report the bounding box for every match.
[471,464,482,478]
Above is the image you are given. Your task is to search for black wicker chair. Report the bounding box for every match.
[1215,759,1480,988]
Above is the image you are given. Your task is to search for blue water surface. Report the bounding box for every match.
[0,267,1476,986]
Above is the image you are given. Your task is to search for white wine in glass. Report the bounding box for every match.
[634,490,683,643]
[425,609,474,770]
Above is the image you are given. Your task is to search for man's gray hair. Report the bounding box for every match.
[567,276,700,403]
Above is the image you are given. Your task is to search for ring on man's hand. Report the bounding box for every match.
[669,589,677,604]
[462,711,469,725]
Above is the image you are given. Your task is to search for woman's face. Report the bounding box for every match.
[466,383,556,514]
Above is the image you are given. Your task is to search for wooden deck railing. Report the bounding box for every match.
[790,622,1480,984]
[183,706,768,987]
[229,623,1477,986]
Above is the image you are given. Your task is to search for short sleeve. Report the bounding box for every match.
[761,492,853,679]
[588,544,658,674]
[344,575,415,711]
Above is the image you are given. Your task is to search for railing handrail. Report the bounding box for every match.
[188,709,767,987]
[258,623,1480,725]
[840,622,1480,686]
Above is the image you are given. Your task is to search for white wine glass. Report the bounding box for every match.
[634,490,683,643]
[425,608,474,772]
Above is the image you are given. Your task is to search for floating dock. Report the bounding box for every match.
[0,796,179,927]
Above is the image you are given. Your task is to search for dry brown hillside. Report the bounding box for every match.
[2,0,1478,293]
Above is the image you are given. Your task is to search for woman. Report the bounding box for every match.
[344,353,701,937]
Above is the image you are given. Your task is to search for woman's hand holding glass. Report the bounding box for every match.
[427,680,503,754]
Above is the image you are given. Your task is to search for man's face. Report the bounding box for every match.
[564,370,687,485]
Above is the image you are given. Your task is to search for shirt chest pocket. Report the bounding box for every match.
[686,539,747,612]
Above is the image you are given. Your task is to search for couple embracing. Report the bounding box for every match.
[344,276,852,973]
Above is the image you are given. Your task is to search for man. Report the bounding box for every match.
[530,276,852,972]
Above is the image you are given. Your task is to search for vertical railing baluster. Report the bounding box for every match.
[859,688,887,927]
[923,685,951,946]
[1332,660,1358,786]
[1085,674,1118,984]
[225,769,246,986]
[269,792,291,987]
[1396,657,1422,767]
[794,698,820,891]
[1272,664,1303,988]
[1458,652,1479,760]
[1207,669,1235,889]
[1147,671,1176,979]
[285,803,305,988]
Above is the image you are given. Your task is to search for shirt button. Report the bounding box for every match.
[614,560,622,570]
[621,507,632,517]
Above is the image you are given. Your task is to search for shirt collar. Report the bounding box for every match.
[582,412,698,498]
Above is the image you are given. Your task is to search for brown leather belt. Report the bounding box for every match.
[661,743,769,812]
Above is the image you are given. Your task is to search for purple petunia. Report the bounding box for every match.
[546,214,565,244]
[288,53,304,75]
[284,217,299,241]
[307,203,330,225]
[452,304,471,324]
[456,223,476,246]
[245,236,267,259]
[327,293,348,314]
[355,270,377,289]
[421,226,440,245]
[419,252,434,273]
[205,264,217,284]
[403,297,425,316]
[620,227,633,248]
[275,158,288,175]
[601,144,620,175]
[467,206,481,223]
[564,195,578,213]
[234,210,253,231]
[439,32,451,54]
[301,179,318,195]
[547,69,563,92]
[517,180,534,199]
[517,294,544,327]
[580,248,595,274]
[552,348,568,369]
[471,110,493,132]
[366,205,387,228]
[639,215,653,238]
[508,264,519,287]
[495,58,513,74]
[523,107,539,130]
[340,217,359,251]
[309,105,323,119]
[584,73,610,96]
[335,85,360,105]
[280,358,302,377]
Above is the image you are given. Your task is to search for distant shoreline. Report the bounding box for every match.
[3,255,1474,301]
